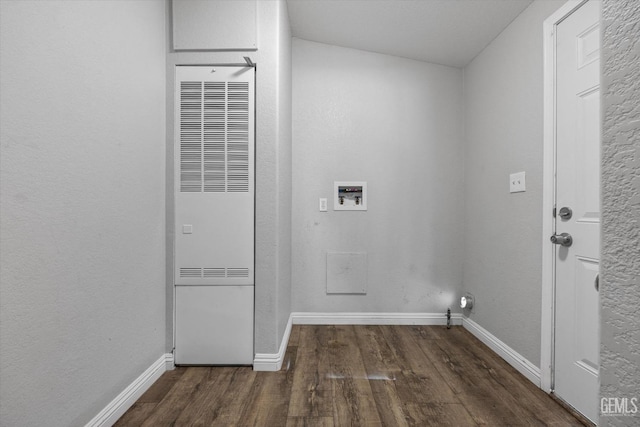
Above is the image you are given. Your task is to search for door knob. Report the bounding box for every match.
[550,232,573,247]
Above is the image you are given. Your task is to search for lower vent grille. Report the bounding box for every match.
[179,267,250,279]
[203,268,225,278]
[179,267,201,278]
[227,268,250,278]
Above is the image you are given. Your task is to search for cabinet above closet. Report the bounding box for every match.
[172,0,257,51]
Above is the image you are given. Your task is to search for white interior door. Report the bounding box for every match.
[553,0,600,422]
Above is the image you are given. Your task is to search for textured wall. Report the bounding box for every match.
[292,39,464,314]
[0,1,167,425]
[462,0,565,367]
[600,0,640,425]
[166,0,292,355]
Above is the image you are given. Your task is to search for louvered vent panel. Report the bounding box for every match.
[180,267,202,278]
[180,82,203,192]
[227,268,250,278]
[203,268,226,278]
[203,82,226,192]
[181,81,250,193]
[226,82,250,193]
[180,267,249,279]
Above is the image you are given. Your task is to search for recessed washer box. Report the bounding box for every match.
[334,181,367,211]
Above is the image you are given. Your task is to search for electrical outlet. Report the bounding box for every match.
[319,198,327,212]
[510,172,526,193]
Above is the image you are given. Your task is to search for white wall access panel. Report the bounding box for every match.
[174,66,255,286]
[175,286,254,365]
[172,0,257,51]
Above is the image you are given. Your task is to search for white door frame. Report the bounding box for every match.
[540,0,590,393]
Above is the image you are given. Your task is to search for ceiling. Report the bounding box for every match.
[286,0,533,68]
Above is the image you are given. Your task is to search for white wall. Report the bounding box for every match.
[275,0,293,350]
[253,0,293,354]
[0,1,167,425]
[166,0,292,355]
[462,0,565,367]
[600,1,640,425]
[292,39,464,314]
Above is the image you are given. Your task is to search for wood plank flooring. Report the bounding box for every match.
[115,325,586,426]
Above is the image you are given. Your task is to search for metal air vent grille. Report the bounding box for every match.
[179,267,250,279]
[179,81,249,193]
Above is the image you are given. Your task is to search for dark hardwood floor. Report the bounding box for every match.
[115,325,586,426]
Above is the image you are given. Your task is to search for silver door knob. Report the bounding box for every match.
[558,207,573,220]
[550,232,573,247]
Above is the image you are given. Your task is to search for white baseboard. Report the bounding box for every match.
[165,352,175,371]
[85,353,173,427]
[253,314,293,372]
[462,317,541,387]
[291,311,463,326]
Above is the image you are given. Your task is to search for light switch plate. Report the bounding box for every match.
[319,198,327,212]
[182,224,193,234]
[510,172,526,193]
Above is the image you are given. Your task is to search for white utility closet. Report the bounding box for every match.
[174,66,255,365]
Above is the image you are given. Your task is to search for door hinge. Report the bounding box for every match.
[553,205,557,218]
